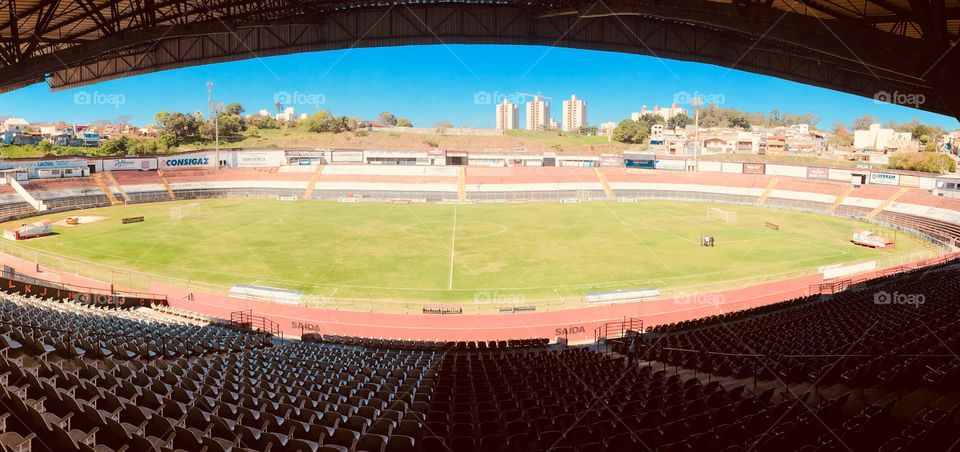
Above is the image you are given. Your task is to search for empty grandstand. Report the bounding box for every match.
[0,261,957,450]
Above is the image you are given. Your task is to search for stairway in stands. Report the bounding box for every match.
[754,177,779,205]
[458,166,467,202]
[157,169,176,200]
[302,164,325,199]
[104,171,130,203]
[867,186,910,218]
[91,173,122,205]
[827,185,856,212]
[594,167,616,200]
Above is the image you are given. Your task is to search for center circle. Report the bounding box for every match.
[402,221,508,239]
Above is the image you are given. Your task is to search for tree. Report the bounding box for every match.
[247,114,280,129]
[727,114,751,130]
[302,110,334,133]
[301,111,352,133]
[697,104,724,128]
[829,121,853,147]
[99,136,132,155]
[888,152,955,173]
[666,114,690,130]
[155,111,203,147]
[223,103,245,116]
[129,139,158,155]
[212,112,246,138]
[612,119,643,144]
[767,109,782,127]
[378,112,398,126]
[396,118,413,127]
[578,126,598,135]
[157,133,179,150]
[36,141,55,155]
[852,114,879,131]
[434,120,453,129]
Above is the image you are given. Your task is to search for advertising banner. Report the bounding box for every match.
[869,172,900,186]
[599,156,624,167]
[899,175,920,188]
[765,164,806,178]
[698,161,721,172]
[103,157,158,171]
[31,159,85,169]
[807,167,829,179]
[285,150,325,157]
[828,168,852,182]
[236,150,285,168]
[742,163,766,174]
[159,153,214,169]
[330,150,364,163]
[655,159,687,171]
[721,162,743,174]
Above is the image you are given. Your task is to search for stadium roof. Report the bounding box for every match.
[2,0,959,119]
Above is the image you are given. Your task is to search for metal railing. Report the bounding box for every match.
[229,309,282,339]
[594,317,643,343]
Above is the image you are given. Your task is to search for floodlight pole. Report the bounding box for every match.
[207,81,220,170]
[692,97,703,171]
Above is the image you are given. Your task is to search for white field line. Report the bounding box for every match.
[448,205,458,290]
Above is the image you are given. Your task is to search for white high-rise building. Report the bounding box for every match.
[495,99,519,130]
[853,123,913,151]
[561,95,587,132]
[526,95,550,131]
[275,106,296,122]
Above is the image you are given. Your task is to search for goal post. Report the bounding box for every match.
[170,203,201,220]
[707,207,737,224]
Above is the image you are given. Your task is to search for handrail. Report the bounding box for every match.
[0,268,166,301]
[229,310,281,338]
[594,316,643,343]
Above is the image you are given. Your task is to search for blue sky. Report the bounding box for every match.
[0,44,956,130]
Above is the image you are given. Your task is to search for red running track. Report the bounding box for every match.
[2,251,954,344]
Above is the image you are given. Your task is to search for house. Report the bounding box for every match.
[1,117,29,133]
[0,118,32,145]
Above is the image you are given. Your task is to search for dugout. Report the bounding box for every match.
[556,155,599,167]
[624,153,656,169]
[445,151,468,165]
[365,150,428,165]
[934,176,960,199]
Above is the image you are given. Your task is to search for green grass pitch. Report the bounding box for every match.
[1,199,935,304]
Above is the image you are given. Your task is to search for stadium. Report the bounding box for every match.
[2,0,960,451]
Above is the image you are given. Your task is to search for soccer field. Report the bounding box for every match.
[0,199,936,305]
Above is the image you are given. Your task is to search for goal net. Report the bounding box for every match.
[170,203,201,220]
[707,207,737,224]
